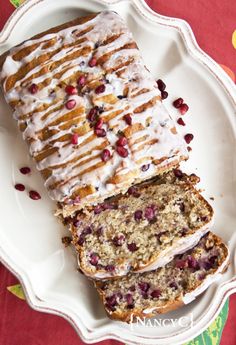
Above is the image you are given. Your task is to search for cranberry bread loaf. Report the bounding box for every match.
[70,170,214,279]
[0,11,188,217]
[95,232,229,322]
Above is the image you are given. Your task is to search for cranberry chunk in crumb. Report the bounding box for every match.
[112,234,125,246]
[175,259,188,269]
[105,264,115,272]
[138,282,150,292]
[89,253,99,266]
[134,210,143,221]
[144,206,156,220]
[151,289,161,299]
[127,242,138,252]
[125,293,134,309]
[77,75,86,87]
[94,128,106,137]
[127,186,140,198]
[173,169,183,179]
[95,84,106,94]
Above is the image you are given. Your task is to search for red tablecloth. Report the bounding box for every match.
[0,1,235,345]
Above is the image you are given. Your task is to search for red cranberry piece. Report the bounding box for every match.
[125,293,134,308]
[127,242,138,252]
[161,90,168,99]
[134,210,143,221]
[15,183,25,191]
[179,103,189,115]
[95,84,106,94]
[173,169,183,179]
[19,166,31,174]
[77,75,86,87]
[88,57,97,67]
[116,136,127,147]
[141,164,150,172]
[127,186,140,198]
[187,146,192,152]
[96,226,103,237]
[95,118,103,130]
[29,190,41,200]
[94,204,104,214]
[29,83,38,94]
[156,79,166,91]
[184,133,194,144]
[116,146,128,158]
[123,114,132,125]
[200,215,208,222]
[151,289,161,298]
[105,264,115,272]
[112,235,125,246]
[101,149,111,162]
[105,294,117,309]
[94,128,106,137]
[198,272,206,280]
[138,282,150,292]
[65,85,77,95]
[175,259,188,269]
[90,253,99,266]
[144,206,155,220]
[173,98,183,108]
[169,282,178,290]
[87,107,98,122]
[71,133,78,145]
[177,118,185,126]
[187,256,199,269]
[65,99,76,110]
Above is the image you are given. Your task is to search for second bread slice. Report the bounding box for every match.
[70,170,213,279]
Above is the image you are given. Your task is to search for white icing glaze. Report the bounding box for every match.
[0,11,188,205]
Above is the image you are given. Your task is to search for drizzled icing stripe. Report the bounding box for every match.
[0,11,188,209]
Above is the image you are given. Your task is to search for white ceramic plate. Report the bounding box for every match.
[0,0,236,344]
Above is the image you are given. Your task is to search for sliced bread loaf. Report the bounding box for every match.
[95,232,229,322]
[70,170,214,279]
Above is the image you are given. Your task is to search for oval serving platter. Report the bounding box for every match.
[0,0,236,344]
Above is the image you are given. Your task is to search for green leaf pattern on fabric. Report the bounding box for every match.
[7,283,26,300]
[183,299,229,345]
[10,0,24,8]
[5,1,230,343]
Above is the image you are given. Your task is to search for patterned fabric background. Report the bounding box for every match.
[0,1,235,345]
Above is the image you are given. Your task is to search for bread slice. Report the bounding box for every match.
[95,232,229,322]
[70,170,214,279]
[0,11,188,218]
